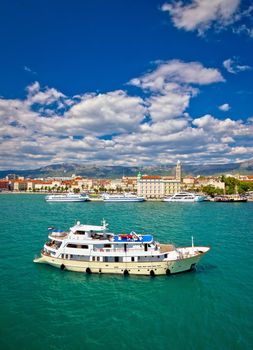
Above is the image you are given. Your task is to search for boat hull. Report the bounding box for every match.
[46,198,87,202]
[103,199,144,202]
[163,199,204,202]
[34,249,209,276]
[214,199,247,203]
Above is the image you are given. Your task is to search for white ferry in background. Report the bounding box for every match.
[102,193,145,202]
[164,192,206,202]
[34,220,210,276]
[45,193,89,202]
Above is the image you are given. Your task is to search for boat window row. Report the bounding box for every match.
[67,243,89,249]
[61,254,168,262]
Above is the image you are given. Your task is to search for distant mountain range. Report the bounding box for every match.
[0,159,253,179]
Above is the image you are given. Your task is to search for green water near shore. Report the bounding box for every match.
[0,195,252,350]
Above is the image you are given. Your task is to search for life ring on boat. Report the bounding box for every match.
[123,269,129,275]
[166,268,171,276]
[150,270,155,277]
[86,267,92,274]
[60,264,65,271]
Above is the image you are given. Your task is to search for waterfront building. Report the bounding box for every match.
[137,175,164,199]
[122,176,138,192]
[137,162,182,199]
[12,180,27,191]
[163,177,181,196]
[91,179,112,191]
[27,180,53,191]
[0,180,10,191]
[238,175,253,182]
[196,178,225,190]
[183,176,195,186]
[110,179,124,191]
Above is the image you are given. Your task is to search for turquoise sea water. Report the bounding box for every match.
[0,194,252,350]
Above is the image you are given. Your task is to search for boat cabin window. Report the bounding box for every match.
[104,244,111,248]
[75,230,85,235]
[67,244,89,249]
[67,244,78,248]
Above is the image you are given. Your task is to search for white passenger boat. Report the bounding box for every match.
[102,193,145,202]
[34,220,210,276]
[163,192,206,202]
[45,193,89,202]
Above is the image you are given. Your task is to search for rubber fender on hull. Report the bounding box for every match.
[166,269,171,276]
[150,270,155,277]
[60,264,65,271]
[86,267,92,274]
[190,264,196,271]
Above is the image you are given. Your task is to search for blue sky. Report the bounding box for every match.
[0,0,253,169]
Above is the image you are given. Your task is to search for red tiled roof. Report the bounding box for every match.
[142,176,161,179]
[28,180,52,184]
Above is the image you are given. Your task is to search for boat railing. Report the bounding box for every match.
[49,233,68,240]
[45,242,61,250]
[41,249,51,257]
[92,247,158,253]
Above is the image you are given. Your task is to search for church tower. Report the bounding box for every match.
[175,160,182,182]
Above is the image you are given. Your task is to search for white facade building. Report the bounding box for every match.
[137,162,182,199]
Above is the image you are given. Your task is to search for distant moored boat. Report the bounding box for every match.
[102,193,145,202]
[45,193,89,202]
[163,192,206,202]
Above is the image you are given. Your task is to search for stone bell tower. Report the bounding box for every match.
[175,160,182,182]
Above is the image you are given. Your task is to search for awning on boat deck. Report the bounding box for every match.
[114,234,153,243]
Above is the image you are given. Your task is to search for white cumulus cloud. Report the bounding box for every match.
[219,103,231,111]
[129,59,224,92]
[223,58,251,74]
[161,0,241,34]
[0,64,252,169]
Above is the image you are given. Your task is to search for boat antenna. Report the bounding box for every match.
[102,218,108,229]
[191,236,194,249]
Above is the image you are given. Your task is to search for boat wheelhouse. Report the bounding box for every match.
[34,220,210,276]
